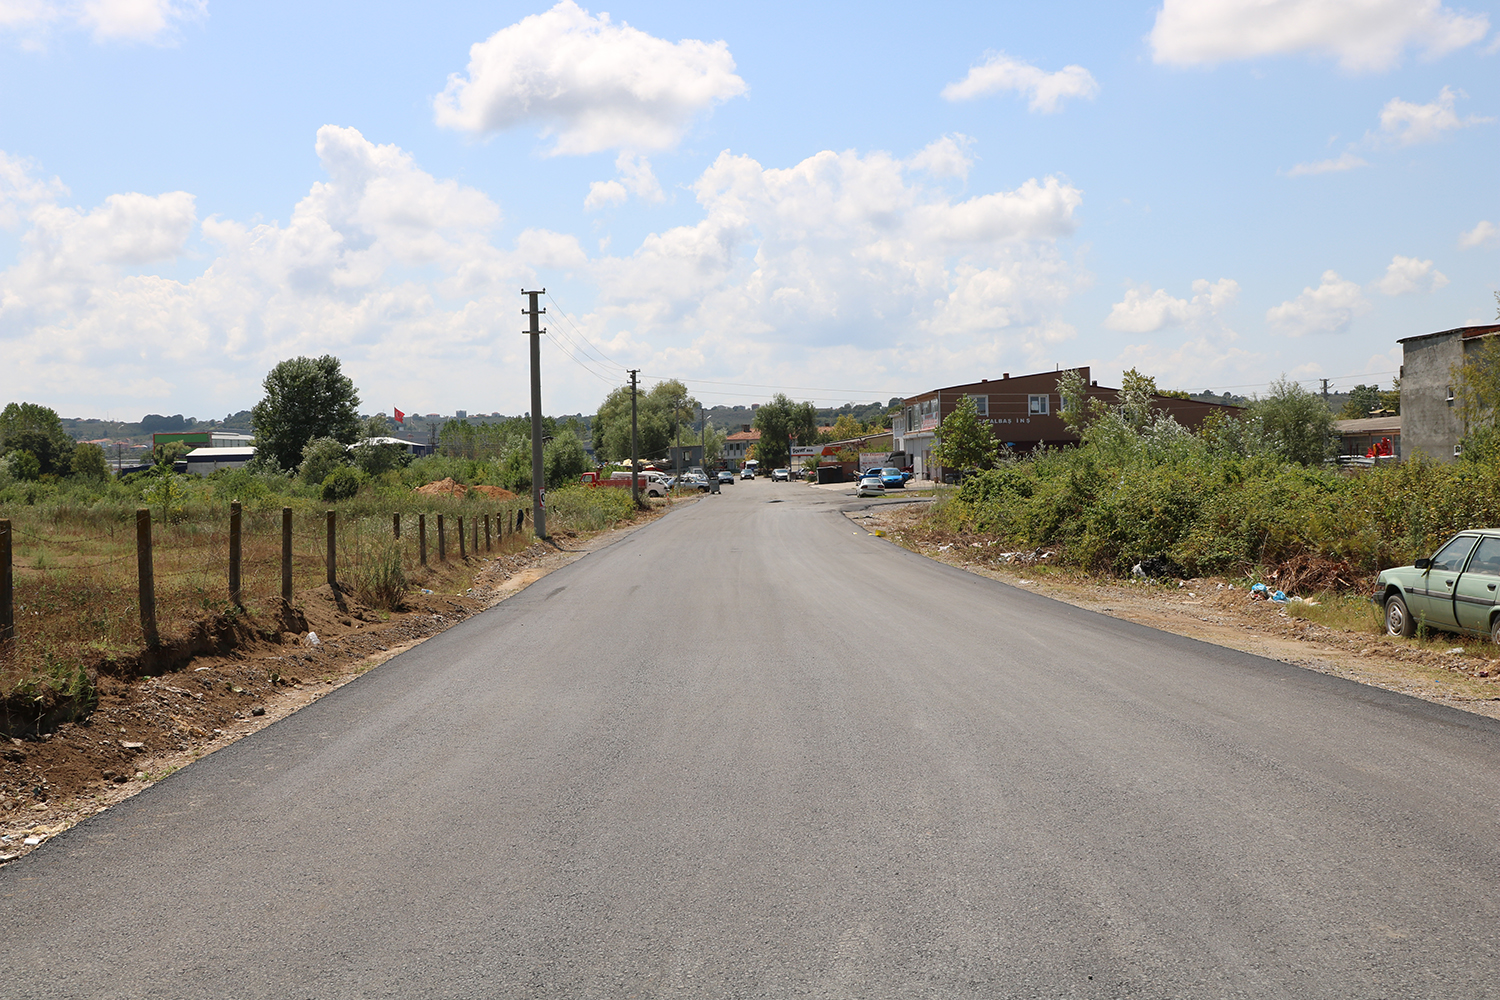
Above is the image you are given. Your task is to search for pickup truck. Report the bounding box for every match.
[579,471,668,497]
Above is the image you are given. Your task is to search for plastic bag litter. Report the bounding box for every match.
[305,632,320,646]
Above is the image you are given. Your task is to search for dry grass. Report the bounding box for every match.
[0,500,534,706]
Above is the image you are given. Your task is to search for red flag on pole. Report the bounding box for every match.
[393,407,404,424]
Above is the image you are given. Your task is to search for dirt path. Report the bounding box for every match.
[0,501,683,864]
[851,501,1500,722]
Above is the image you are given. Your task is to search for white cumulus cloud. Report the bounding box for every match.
[1105,278,1239,333]
[1266,270,1370,335]
[1,0,204,43]
[1460,220,1498,249]
[1285,151,1369,175]
[1373,86,1493,145]
[1150,0,1490,72]
[433,0,747,155]
[941,52,1098,112]
[1375,254,1449,295]
[907,134,975,180]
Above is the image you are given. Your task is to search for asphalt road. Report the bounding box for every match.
[5,478,1499,999]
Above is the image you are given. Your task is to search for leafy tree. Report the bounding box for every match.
[299,437,350,486]
[544,430,590,488]
[829,413,864,441]
[591,379,693,462]
[1248,377,1334,466]
[1,402,75,475]
[152,440,192,468]
[752,393,818,469]
[1379,378,1400,415]
[1338,384,1384,419]
[250,355,362,471]
[1119,368,1158,432]
[5,449,41,481]
[70,442,109,479]
[498,447,531,493]
[932,394,998,475]
[1454,340,1500,461]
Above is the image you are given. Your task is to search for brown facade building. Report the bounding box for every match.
[892,367,1236,481]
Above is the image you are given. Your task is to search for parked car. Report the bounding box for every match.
[856,475,885,497]
[879,467,910,490]
[717,470,735,485]
[1376,529,1500,641]
[740,467,755,480]
[771,468,789,482]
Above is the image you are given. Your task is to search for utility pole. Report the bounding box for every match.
[1321,378,1330,403]
[629,369,640,506]
[522,289,547,540]
[700,404,706,468]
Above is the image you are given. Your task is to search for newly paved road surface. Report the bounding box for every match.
[5,479,1499,998]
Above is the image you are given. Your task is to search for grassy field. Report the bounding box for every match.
[0,471,641,719]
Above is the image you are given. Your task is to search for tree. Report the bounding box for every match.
[71,442,109,479]
[931,394,998,475]
[1249,377,1334,466]
[829,413,864,441]
[1,402,75,475]
[544,430,589,488]
[298,437,351,486]
[752,393,818,469]
[591,379,693,462]
[250,355,362,471]
[1338,384,1384,419]
[1454,340,1500,461]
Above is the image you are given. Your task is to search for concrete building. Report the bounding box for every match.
[1396,323,1500,461]
[893,368,1236,481]
[723,427,760,467]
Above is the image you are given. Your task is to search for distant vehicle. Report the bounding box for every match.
[879,467,910,490]
[740,467,755,480]
[717,470,735,484]
[672,471,711,493]
[856,475,885,497]
[1376,529,1500,641]
[580,471,668,497]
[771,468,790,482]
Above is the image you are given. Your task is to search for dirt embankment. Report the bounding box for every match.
[0,504,675,865]
[852,501,1500,722]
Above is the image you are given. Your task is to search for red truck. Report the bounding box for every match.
[579,470,668,498]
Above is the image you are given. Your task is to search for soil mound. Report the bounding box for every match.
[414,478,516,500]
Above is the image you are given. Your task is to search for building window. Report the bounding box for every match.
[1028,394,1050,415]
[969,395,988,416]
[1455,443,1464,457]
[1448,386,1456,406]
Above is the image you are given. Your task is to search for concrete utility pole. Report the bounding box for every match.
[629,369,640,506]
[522,289,548,540]
[1321,378,1330,403]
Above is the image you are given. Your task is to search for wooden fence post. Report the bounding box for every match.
[517,509,526,533]
[437,514,446,562]
[393,512,401,539]
[136,509,159,648]
[281,507,292,602]
[471,516,478,556]
[484,514,491,552]
[326,510,337,587]
[0,519,13,645]
[228,501,243,609]
[418,514,427,566]
[458,516,466,559]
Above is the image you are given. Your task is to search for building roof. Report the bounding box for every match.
[1334,416,1401,433]
[185,446,257,458]
[1396,323,1500,345]
[725,429,761,442]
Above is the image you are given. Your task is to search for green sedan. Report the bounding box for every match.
[1375,530,1500,641]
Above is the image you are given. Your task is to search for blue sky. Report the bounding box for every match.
[1,0,1496,421]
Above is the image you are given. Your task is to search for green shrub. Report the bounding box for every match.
[321,466,364,501]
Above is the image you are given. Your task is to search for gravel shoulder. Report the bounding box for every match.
[851,499,1500,723]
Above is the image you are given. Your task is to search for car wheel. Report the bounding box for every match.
[1491,614,1500,645]
[1384,593,1414,638]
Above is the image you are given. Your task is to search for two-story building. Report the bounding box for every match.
[1396,323,1500,461]
[893,368,1235,481]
